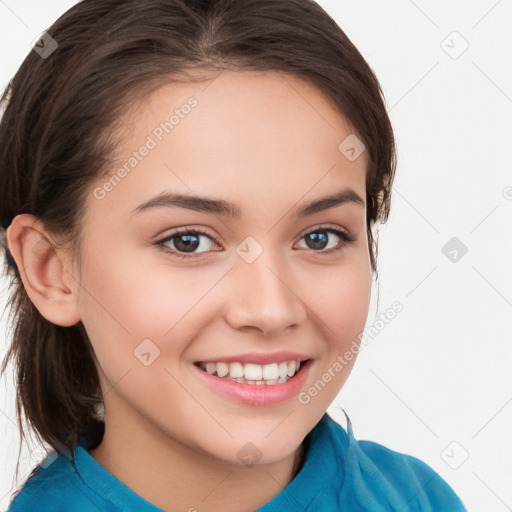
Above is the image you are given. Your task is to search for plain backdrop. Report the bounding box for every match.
[1,1,511,511]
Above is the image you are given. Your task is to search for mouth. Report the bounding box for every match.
[193,359,309,385]
[192,358,313,405]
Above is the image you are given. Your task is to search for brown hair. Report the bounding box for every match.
[0,0,396,479]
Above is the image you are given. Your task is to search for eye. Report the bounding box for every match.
[295,226,356,254]
[153,225,356,260]
[153,227,221,260]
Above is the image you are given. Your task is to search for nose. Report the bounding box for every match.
[223,249,307,337]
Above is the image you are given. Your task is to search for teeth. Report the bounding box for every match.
[278,362,288,379]
[216,362,229,377]
[229,362,244,379]
[198,359,303,385]
[262,363,279,380]
[287,361,297,377]
[244,363,262,381]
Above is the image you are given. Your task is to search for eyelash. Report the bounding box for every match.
[153,225,356,260]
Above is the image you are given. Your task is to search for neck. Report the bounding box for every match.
[89,404,306,512]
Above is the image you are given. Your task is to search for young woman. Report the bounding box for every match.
[0,1,466,510]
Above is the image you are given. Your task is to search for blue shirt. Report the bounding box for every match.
[6,412,466,511]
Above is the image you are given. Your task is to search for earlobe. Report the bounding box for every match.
[5,214,81,327]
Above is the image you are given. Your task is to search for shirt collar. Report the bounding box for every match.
[72,411,346,512]
[255,412,347,511]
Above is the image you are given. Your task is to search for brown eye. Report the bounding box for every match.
[296,227,356,254]
[153,225,356,260]
[154,228,221,259]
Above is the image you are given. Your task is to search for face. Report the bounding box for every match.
[74,70,372,466]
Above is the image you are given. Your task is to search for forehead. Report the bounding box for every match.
[87,70,367,224]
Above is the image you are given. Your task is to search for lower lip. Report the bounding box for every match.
[192,360,312,406]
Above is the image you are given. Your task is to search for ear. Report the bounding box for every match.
[5,214,81,327]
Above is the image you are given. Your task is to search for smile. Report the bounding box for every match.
[193,358,313,405]
[194,360,302,385]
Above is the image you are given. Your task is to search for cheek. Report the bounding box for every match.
[77,251,212,364]
[307,257,372,347]
[293,261,371,420]
[324,275,370,346]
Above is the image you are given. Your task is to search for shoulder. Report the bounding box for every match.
[323,413,467,512]
[6,450,103,512]
[354,438,466,511]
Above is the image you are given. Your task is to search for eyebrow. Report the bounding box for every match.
[130,187,365,219]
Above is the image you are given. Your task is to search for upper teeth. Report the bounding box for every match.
[199,360,301,382]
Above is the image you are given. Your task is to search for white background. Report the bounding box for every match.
[1,1,511,511]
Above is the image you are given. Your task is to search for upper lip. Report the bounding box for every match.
[195,351,312,365]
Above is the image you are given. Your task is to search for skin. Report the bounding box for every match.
[6,70,372,512]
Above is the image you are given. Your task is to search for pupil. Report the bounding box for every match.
[306,232,327,250]
[175,234,199,253]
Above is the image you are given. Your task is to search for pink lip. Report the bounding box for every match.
[195,351,311,365]
[192,358,313,406]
